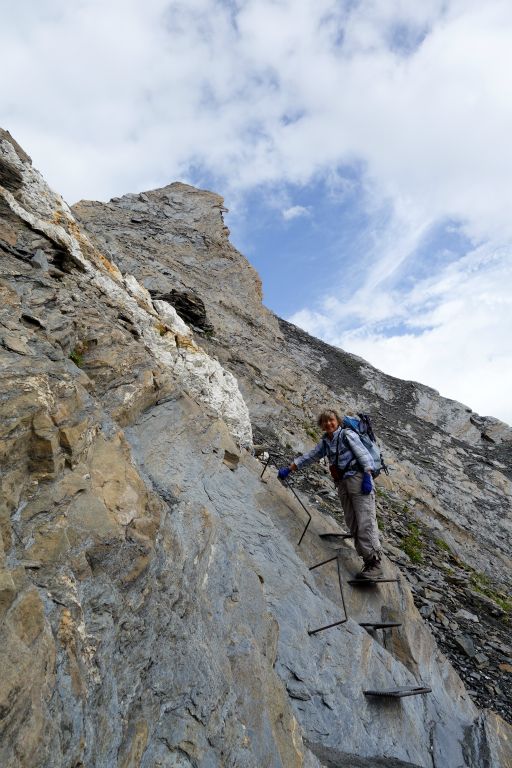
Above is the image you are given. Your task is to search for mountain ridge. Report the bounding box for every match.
[1,128,511,767]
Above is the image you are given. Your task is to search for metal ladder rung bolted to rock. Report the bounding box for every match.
[358,621,402,631]
[347,578,399,586]
[363,686,432,698]
[259,450,401,634]
[318,532,353,543]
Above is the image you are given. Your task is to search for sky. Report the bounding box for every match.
[1,0,511,424]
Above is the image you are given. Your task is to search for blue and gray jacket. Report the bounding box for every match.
[293,426,374,477]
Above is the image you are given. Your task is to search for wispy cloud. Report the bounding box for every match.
[3,1,511,235]
[291,241,512,420]
[282,205,311,221]
[1,0,511,421]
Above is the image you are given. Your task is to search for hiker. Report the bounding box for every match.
[278,409,383,580]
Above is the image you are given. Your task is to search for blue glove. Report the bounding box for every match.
[278,467,291,480]
[361,473,373,494]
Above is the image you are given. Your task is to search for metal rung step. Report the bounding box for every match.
[348,578,399,586]
[359,621,402,630]
[319,533,353,541]
[308,618,347,635]
[309,555,338,571]
[364,685,432,698]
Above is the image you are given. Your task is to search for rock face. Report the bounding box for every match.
[1,127,511,767]
[73,183,512,589]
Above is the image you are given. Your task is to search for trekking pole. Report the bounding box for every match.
[260,451,312,546]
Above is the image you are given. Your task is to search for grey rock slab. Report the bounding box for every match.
[420,602,435,619]
[455,635,477,658]
[455,609,480,623]
[474,653,490,668]
[1,332,31,354]
[125,400,501,767]
[125,397,319,768]
[1,129,511,766]
[467,590,506,616]
[31,249,49,270]
[423,588,443,601]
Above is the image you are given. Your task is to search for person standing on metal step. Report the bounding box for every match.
[278,409,383,580]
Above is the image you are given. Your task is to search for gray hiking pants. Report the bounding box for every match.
[337,472,381,563]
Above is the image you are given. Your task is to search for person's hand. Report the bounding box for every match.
[278,467,291,480]
[361,473,373,494]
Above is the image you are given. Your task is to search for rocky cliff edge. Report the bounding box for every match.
[1,128,511,767]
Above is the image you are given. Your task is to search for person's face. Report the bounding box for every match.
[322,415,339,437]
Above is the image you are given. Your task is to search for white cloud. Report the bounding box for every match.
[2,1,512,230]
[291,243,512,423]
[1,0,512,421]
[282,205,310,220]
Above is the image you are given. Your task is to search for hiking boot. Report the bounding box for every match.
[357,558,383,580]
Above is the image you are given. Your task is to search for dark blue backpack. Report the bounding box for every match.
[342,414,388,477]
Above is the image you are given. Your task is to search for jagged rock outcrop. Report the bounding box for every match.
[74,180,512,589]
[1,128,511,767]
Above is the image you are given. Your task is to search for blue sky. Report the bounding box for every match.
[224,173,371,316]
[1,0,512,424]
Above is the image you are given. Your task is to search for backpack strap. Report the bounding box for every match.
[325,430,358,478]
[339,428,360,475]
[322,431,342,467]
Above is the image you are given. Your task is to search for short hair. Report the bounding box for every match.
[317,409,341,428]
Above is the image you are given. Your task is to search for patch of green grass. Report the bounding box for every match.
[400,522,424,564]
[303,423,321,442]
[69,348,83,367]
[69,339,91,367]
[434,537,452,553]
[468,569,512,619]
[470,570,491,591]
[494,596,512,618]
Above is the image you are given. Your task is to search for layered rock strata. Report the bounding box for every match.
[0,127,511,767]
[74,179,512,589]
